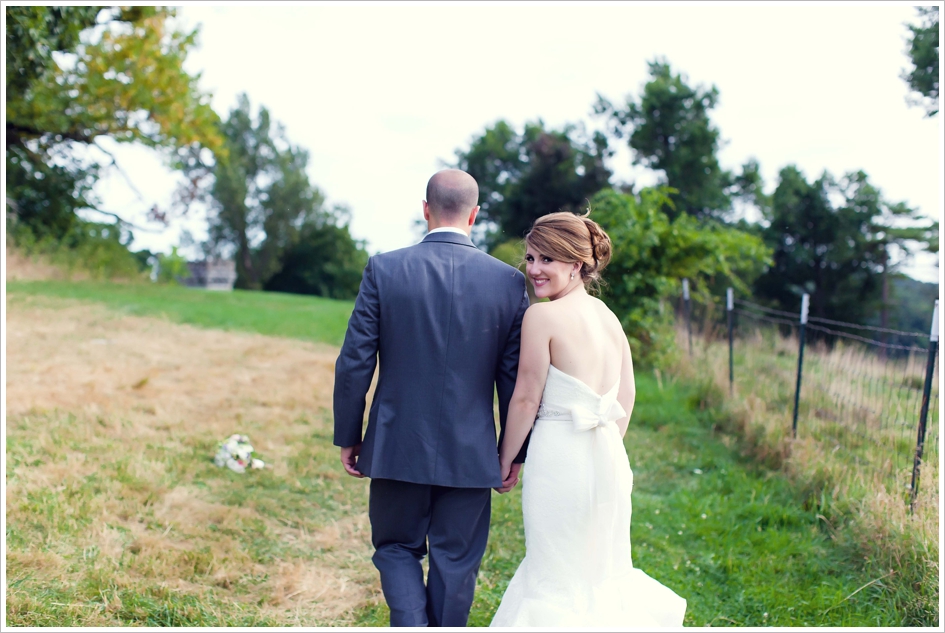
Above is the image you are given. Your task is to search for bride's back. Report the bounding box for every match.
[544,294,625,395]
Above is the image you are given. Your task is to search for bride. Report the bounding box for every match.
[491,211,687,627]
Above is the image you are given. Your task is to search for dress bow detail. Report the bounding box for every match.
[570,396,626,433]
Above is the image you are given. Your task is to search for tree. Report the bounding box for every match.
[206,94,369,297]
[872,275,940,349]
[5,6,221,240]
[5,6,101,106]
[5,144,100,241]
[596,59,757,222]
[206,94,323,289]
[902,6,939,117]
[588,187,771,365]
[264,206,369,300]
[752,166,938,325]
[452,119,612,250]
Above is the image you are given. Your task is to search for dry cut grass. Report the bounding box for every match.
[5,293,382,626]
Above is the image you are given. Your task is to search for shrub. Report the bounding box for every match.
[7,217,148,280]
[590,187,770,366]
[156,247,192,284]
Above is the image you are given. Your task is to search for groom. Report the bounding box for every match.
[333,169,529,627]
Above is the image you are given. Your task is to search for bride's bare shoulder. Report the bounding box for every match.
[524,300,554,318]
[523,300,567,328]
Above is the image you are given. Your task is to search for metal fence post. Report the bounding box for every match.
[792,293,810,439]
[683,279,692,357]
[727,287,734,396]
[910,300,939,513]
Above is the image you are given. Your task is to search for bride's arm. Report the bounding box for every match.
[498,306,552,479]
[616,333,636,437]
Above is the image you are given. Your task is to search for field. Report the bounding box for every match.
[4,260,940,626]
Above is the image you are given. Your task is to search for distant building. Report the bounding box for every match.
[184,259,237,291]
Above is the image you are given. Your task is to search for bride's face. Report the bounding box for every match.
[524,245,580,300]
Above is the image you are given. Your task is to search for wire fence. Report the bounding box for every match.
[678,284,940,510]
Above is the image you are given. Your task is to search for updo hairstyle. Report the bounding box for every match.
[524,210,613,295]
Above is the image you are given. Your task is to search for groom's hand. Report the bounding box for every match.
[340,444,365,478]
[494,462,522,494]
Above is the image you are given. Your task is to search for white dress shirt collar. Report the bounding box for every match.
[425,226,469,237]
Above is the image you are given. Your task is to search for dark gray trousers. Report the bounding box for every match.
[369,478,491,627]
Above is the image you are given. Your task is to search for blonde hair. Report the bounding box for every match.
[524,210,613,295]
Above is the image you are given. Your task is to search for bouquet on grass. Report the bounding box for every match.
[214,434,266,473]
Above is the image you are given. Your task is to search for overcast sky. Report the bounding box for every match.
[92,2,943,283]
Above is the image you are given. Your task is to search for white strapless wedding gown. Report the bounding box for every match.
[490,365,687,628]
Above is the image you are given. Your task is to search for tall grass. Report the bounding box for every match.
[7,230,147,281]
[677,323,940,625]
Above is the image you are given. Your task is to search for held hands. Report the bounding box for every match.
[340,444,365,478]
[494,462,522,494]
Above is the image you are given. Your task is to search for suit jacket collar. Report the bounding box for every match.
[421,231,476,248]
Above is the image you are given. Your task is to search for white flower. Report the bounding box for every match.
[214,433,264,474]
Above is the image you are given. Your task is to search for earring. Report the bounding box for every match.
[570,272,575,280]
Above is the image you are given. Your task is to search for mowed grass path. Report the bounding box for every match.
[6,280,918,626]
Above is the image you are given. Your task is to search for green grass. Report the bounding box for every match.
[7,578,281,627]
[622,374,914,626]
[684,325,940,627]
[6,279,354,346]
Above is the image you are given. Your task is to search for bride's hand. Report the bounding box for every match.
[495,462,522,494]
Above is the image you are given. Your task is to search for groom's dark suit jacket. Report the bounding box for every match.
[333,231,529,488]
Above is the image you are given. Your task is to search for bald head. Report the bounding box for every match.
[425,169,479,220]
